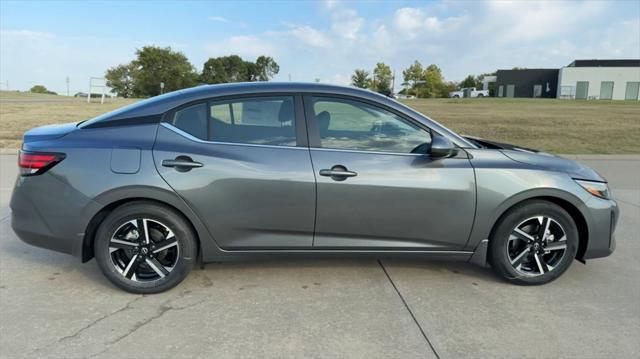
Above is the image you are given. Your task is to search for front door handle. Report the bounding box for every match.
[162,156,203,172]
[319,165,357,181]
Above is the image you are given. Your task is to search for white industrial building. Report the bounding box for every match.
[557,60,640,100]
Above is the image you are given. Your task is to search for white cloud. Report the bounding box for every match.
[483,0,605,42]
[330,8,363,40]
[208,16,228,22]
[323,0,338,10]
[392,7,469,41]
[290,25,331,47]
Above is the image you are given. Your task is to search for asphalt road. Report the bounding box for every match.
[0,154,638,358]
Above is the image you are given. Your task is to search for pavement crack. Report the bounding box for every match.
[378,259,440,359]
[57,295,144,343]
[28,295,145,356]
[88,295,206,358]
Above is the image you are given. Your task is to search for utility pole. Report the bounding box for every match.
[392,70,396,96]
[66,76,70,96]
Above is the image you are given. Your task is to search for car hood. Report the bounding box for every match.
[464,136,606,182]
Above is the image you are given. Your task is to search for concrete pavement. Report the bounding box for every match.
[0,154,638,358]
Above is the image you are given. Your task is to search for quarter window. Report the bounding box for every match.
[311,97,431,154]
[171,96,297,147]
[171,103,208,140]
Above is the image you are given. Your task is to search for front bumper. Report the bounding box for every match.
[580,197,619,260]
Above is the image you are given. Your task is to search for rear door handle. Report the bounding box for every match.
[319,169,357,177]
[162,156,203,172]
[319,166,357,181]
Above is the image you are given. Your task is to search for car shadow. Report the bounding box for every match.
[1,218,501,292]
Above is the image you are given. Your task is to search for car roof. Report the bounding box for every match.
[81,82,386,125]
[81,82,476,148]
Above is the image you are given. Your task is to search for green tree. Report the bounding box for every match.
[200,55,279,83]
[351,69,371,88]
[459,75,477,89]
[402,60,424,96]
[130,46,197,97]
[200,55,247,84]
[441,81,458,97]
[254,56,280,81]
[423,64,445,98]
[29,85,56,95]
[372,62,393,95]
[105,63,137,98]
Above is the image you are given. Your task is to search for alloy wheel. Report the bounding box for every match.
[109,218,179,282]
[507,216,568,276]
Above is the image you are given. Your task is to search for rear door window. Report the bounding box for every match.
[170,96,297,147]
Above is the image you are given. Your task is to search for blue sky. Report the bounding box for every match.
[1,0,639,94]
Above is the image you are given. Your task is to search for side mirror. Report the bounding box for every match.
[429,136,458,158]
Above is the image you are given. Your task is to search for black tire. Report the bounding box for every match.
[489,200,578,285]
[477,94,484,98]
[95,201,197,294]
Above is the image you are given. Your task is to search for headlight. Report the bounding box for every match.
[575,179,610,199]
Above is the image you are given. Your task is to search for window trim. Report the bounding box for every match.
[302,93,436,154]
[162,92,308,148]
[160,122,309,151]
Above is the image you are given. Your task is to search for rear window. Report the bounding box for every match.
[170,96,296,147]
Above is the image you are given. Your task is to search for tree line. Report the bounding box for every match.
[352,60,495,98]
[105,46,280,98]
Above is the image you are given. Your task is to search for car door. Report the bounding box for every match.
[304,95,476,250]
[153,94,316,249]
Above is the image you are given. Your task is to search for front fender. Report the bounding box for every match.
[465,162,593,252]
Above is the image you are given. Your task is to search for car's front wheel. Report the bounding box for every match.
[489,200,579,285]
[95,201,197,293]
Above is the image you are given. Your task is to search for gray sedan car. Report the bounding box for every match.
[11,83,618,293]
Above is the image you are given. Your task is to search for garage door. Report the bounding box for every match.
[575,81,589,100]
[600,81,614,100]
[625,82,640,100]
[506,84,515,98]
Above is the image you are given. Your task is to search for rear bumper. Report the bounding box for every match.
[581,197,619,260]
[10,173,93,259]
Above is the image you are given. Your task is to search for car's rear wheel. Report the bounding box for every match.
[95,201,197,293]
[489,200,578,285]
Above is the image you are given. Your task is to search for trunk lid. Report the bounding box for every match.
[23,122,79,144]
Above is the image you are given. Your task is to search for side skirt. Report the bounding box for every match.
[202,249,473,263]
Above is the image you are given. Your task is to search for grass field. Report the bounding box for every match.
[1,91,638,153]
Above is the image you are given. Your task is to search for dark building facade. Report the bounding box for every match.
[495,69,559,98]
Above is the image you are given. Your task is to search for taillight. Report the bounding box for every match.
[18,151,66,176]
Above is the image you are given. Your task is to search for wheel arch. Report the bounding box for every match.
[486,195,589,262]
[81,187,216,263]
